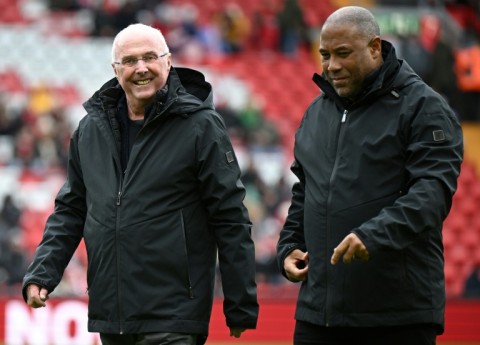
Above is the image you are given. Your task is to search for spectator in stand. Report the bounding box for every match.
[454,26,480,121]
[22,23,258,345]
[0,194,26,291]
[90,3,117,37]
[48,0,81,11]
[0,195,21,230]
[215,3,251,54]
[89,0,141,37]
[399,14,442,83]
[1,232,27,286]
[0,96,22,136]
[277,6,463,344]
[276,0,308,56]
[424,15,461,116]
[445,0,480,36]
[195,15,224,58]
[163,4,205,63]
[112,0,139,33]
[13,126,37,168]
[250,0,280,54]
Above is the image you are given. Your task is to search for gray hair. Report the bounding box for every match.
[323,6,380,40]
[111,23,169,63]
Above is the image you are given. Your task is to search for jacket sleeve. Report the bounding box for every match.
[195,112,258,329]
[276,159,307,279]
[22,128,87,302]
[353,95,463,254]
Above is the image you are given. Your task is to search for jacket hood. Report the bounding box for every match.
[83,67,214,118]
[313,40,418,109]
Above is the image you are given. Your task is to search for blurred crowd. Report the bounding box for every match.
[0,90,71,294]
[48,0,313,57]
[42,0,480,121]
[0,0,480,298]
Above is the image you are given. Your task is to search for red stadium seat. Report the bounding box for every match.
[444,213,469,235]
[19,208,50,257]
[473,248,480,266]
[458,162,477,188]
[459,230,480,253]
[0,0,25,24]
[470,181,480,202]
[0,70,26,94]
[447,244,469,267]
[52,84,82,107]
[458,196,478,219]
[444,263,464,298]
[442,228,458,252]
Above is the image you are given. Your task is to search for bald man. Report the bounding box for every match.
[277,6,463,345]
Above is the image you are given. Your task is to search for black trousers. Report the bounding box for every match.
[294,320,438,345]
[100,332,198,345]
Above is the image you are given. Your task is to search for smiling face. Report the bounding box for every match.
[112,29,171,112]
[319,23,382,99]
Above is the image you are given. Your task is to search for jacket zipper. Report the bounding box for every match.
[179,211,194,299]
[111,99,176,334]
[326,109,348,327]
[115,167,124,334]
[112,103,173,334]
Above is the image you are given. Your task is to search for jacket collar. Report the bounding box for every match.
[313,40,401,109]
[83,67,214,118]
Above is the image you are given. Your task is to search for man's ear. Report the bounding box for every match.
[112,64,119,78]
[370,36,382,59]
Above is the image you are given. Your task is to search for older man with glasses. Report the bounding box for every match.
[22,23,258,345]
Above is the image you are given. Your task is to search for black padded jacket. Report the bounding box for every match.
[277,41,463,333]
[23,67,258,337]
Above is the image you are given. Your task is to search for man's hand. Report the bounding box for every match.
[26,284,49,308]
[230,328,246,338]
[331,233,369,265]
[284,249,309,282]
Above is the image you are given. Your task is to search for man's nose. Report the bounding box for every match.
[327,57,341,71]
[135,59,149,71]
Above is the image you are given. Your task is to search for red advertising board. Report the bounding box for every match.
[2,297,479,344]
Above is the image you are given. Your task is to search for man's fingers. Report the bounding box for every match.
[230,328,245,338]
[39,288,49,301]
[28,295,46,308]
[285,261,309,282]
[356,250,370,261]
[342,246,356,264]
[331,234,369,265]
[26,285,48,308]
[331,240,347,265]
[284,250,309,282]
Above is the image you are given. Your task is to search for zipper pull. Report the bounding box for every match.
[116,191,122,206]
[341,110,348,123]
[189,286,194,299]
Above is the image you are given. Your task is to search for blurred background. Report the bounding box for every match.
[0,0,479,343]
